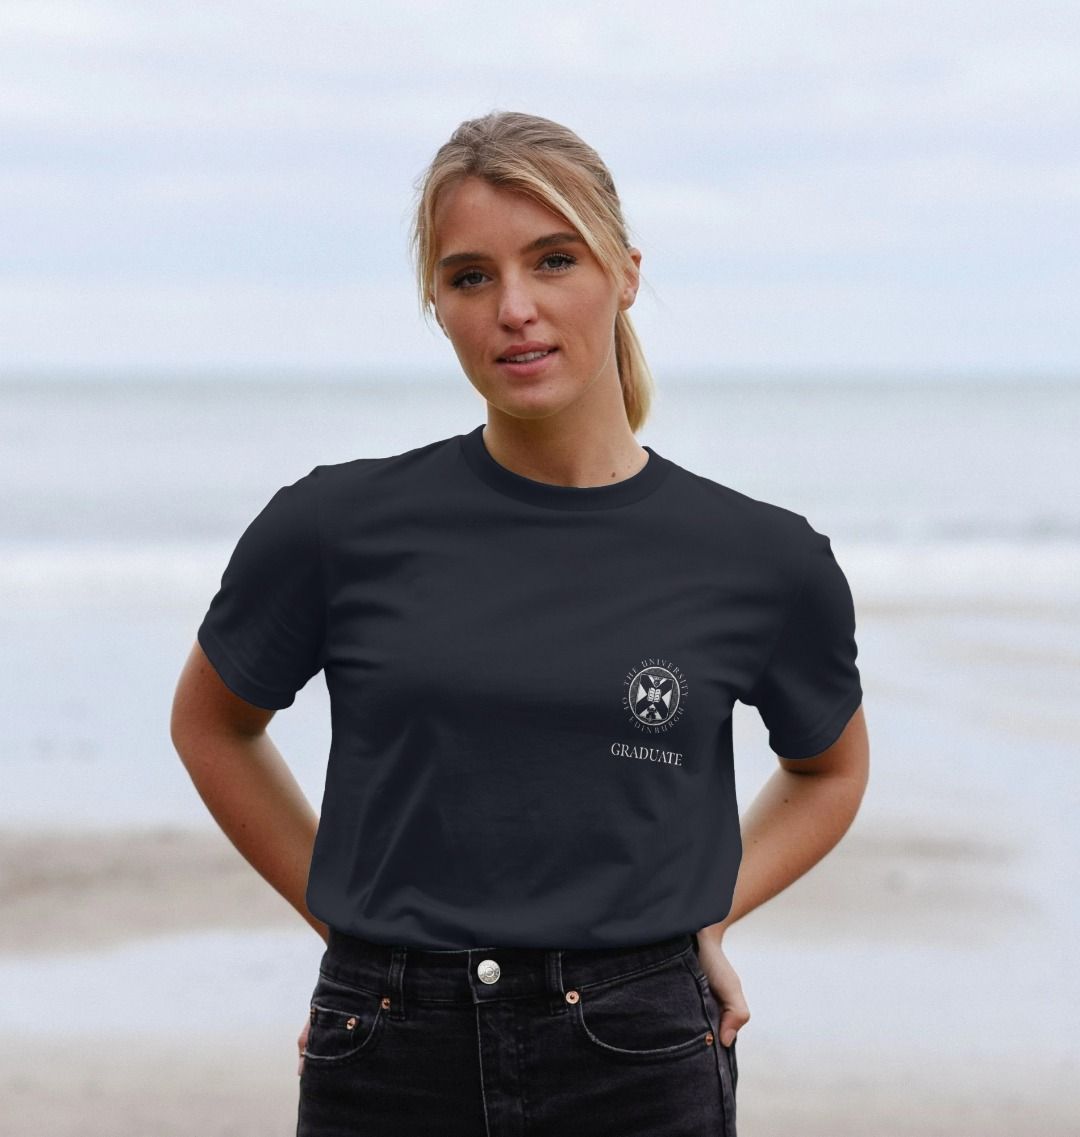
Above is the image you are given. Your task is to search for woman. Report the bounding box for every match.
[171,110,869,1137]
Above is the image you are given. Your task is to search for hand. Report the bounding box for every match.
[696,933,750,1048]
[297,1014,310,1076]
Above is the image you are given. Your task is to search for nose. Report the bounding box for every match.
[496,274,538,329]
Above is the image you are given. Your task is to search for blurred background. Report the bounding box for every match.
[2,2,1078,1134]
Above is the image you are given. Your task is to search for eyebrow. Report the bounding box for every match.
[436,231,584,271]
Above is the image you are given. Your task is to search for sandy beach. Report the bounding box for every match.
[3,823,1077,1136]
[0,820,1035,958]
[0,826,296,957]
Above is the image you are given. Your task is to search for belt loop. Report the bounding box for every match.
[385,945,408,1021]
[545,947,567,1016]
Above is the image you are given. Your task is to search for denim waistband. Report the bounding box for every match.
[320,928,701,1008]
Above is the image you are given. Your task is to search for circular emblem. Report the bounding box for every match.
[622,659,688,733]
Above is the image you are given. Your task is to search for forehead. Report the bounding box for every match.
[433,177,575,250]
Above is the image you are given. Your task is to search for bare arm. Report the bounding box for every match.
[700,702,870,946]
[169,640,329,945]
[691,704,869,1045]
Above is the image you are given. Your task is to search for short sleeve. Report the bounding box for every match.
[741,527,863,759]
[196,467,326,710]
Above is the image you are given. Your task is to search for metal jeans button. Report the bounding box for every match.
[477,958,501,984]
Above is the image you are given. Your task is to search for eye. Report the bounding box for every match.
[448,252,578,291]
[540,252,577,272]
[449,269,486,290]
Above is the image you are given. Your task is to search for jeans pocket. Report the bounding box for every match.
[303,968,386,1067]
[568,952,714,1064]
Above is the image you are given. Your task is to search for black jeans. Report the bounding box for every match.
[297,928,738,1136]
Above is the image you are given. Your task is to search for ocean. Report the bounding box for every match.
[3,373,1077,825]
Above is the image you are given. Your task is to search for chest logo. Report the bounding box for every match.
[622,658,688,733]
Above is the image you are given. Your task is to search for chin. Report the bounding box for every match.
[487,400,562,423]
[467,382,557,418]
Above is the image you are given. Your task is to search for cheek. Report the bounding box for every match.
[439,309,478,353]
[574,295,617,346]
[567,276,613,317]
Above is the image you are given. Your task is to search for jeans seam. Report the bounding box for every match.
[573,945,693,993]
[317,965,382,998]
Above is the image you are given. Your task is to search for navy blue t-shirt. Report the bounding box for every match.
[197,425,863,949]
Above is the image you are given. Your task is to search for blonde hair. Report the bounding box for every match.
[408,110,655,433]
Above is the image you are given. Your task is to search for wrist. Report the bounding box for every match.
[697,921,728,945]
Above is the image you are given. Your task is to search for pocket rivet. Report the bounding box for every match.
[381,996,392,1009]
[346,1016,357,1030]
[704,1031,715,1046]
[565,990,580,1004]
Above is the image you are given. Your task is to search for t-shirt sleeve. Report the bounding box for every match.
[196,467,326,710]
[741,525,863,759]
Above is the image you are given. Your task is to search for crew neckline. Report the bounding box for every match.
[458,424,671,511]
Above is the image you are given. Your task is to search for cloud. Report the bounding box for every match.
[1,0,1077,372]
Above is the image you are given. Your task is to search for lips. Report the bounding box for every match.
[496,342,557,362]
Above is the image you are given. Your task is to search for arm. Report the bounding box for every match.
[700,702,870,946]
[694,704,868,1046]
[169,639,330,945]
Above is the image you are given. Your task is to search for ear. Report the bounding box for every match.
[619,248,642,311]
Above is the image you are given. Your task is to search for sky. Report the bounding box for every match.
[1,0,1078,379]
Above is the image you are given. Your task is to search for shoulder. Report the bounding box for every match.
[665,459,825,573]
[311,433,463,498]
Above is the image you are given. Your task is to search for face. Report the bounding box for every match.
[430,177,641,420]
